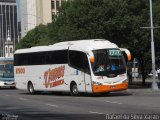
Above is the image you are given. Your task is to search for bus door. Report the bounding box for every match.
[84,72,92,93]
[83,55,92,93]
[68,49,92,93]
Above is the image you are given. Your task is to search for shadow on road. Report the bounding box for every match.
[0,105,106,120]
[19,90,132,98]
[0,88,16,90]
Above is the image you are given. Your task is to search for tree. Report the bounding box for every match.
[16,0,160,84]
[154,0,160,67]
[16,24,52,49]
[53,0,151,84]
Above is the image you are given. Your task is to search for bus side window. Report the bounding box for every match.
[83,55,90,74]
[69,50,90,74]
[45,50,68,64]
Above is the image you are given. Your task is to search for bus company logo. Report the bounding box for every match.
[16,68,25,74]
[44,66,65,88]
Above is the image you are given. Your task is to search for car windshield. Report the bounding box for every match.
[91,49,126,77]
[0,63,14,79]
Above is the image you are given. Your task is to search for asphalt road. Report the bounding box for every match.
[0,89,160,120]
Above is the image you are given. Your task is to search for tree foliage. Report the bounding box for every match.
[16,24,52,49]
[16,0,160,84]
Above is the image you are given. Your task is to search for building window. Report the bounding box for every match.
[10,48,13,53]
[6,48,8,53]
[56,0,60,9]
[51,0,55,9]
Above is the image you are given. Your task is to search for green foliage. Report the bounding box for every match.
[16,24,52,49]
[16,0,160,84]
[154,0,160,65]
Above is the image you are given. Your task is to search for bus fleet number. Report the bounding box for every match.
[16,68,25,74]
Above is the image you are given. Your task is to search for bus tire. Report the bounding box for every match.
[28,82,35,95]
[70,82,79,96]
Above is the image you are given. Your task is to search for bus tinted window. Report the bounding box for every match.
[46,50,68,64]
[28,52,46,65]
[14,54,27,66]
[92,49,126,77]
[14,50,68,66]
[69,50,90,74]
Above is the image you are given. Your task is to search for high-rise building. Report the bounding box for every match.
[20,0,52,38]
[0,0,18,57]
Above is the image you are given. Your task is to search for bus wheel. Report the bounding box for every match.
[28,82,35,95]
[70,83,79,96]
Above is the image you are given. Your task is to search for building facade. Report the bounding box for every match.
[20,0,52,38]
[5,29,13,57]
[0,0,18,57]
[20,0,69,38]
[51,0,68,15]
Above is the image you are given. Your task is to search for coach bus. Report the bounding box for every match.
[14,39,131,95]
[0,57,15,88]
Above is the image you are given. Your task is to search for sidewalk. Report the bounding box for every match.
[127,77,160,95]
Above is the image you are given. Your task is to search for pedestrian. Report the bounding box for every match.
[127,69,132,84]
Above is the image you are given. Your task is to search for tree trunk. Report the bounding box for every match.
[140,59,147,85]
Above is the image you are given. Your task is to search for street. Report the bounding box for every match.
[0,88,160,120]
[0,0,160,119]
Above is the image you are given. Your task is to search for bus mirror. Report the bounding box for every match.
[88,52,94,63]
[120,48,131,62]
[90,57,94,63]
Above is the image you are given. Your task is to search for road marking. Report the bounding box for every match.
[5,94,11,97]
[19,97,28,101]
[6,107,18,110]
[45,104,58,108]
[89,111,104,114]
[104,100,122,105]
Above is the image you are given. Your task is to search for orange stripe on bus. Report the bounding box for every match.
[92,82,128,93]
[127,54,131,61]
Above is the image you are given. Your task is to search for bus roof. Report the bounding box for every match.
[15,39,118,54]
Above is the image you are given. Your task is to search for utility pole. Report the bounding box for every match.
[141,0,159,91]
[149,0,159,91]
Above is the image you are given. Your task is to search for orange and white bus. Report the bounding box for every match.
[14,39,131,95]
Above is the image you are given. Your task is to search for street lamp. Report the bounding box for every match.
[141,0,159,91]
[149,0,159,91]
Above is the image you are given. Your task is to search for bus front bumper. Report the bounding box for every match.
[92,82,128,93]
[0,81,15,88]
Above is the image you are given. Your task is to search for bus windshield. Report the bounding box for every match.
[0,61,14,79]
[91,49,126,77]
